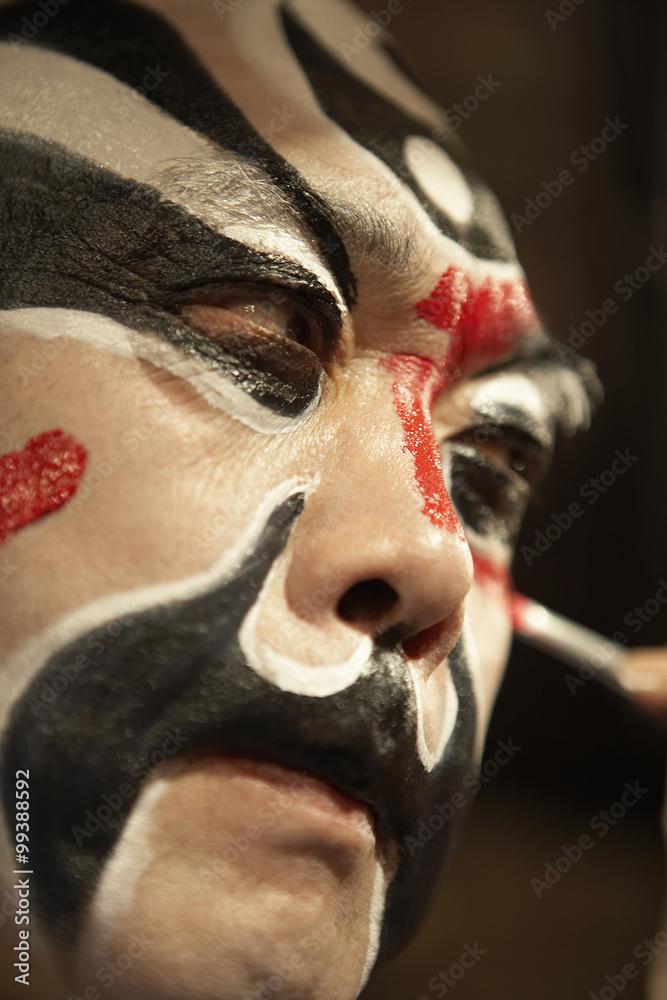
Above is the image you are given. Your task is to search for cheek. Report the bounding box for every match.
[465,578,513,737]
[0,338,299,660]
[0,429,88,545]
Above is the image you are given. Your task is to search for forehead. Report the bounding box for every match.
[0,0,527,324]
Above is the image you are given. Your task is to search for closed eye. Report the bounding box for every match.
[176,285,340,367]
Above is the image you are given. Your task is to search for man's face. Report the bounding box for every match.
[0,1,591,997]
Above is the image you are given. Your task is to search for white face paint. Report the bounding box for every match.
[0,44,344,305]
[404,136,476,226]
[2,309,322,435]
[0,0,597,996]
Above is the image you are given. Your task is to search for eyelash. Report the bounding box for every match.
[444,424,551,545]
[174,283,341,367]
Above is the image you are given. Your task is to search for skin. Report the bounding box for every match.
[0,1,594,997]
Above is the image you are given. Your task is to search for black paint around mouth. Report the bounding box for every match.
[1,491,476,965]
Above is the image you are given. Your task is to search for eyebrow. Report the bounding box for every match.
[330,202,422,280]
[327,202,601,426]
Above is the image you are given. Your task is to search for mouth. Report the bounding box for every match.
[177,750,379,852]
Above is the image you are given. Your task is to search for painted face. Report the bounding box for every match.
[0,1,593,997]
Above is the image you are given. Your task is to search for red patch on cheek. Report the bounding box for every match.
[415,266,538,380]
[0,429,88,545]
[380,354,464,536]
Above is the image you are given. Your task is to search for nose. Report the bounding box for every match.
[282,385,473,671]
[285,473,471,668]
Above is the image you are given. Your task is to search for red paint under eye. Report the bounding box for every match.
[0,429,88,545]
[471,554,511,593]
[415,266,538,381]
[380,354,464,536]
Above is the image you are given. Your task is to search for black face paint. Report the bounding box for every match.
[281,7,516,264]
[1,491,476,965]
[0,131,334,418]
[449,444,529,545]
[0,0,356,308]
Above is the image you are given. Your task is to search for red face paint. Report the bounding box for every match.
[379,354,464,536]
[380,268,536,533]
[0,430,88,545]
[415,266,538,382]
[471,553,511,594]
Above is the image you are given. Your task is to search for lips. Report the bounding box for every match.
[2,491,476,964]
[180,752,377,846]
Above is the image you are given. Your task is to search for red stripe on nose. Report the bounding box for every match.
[0,430,88,544]
[380,354,464,536]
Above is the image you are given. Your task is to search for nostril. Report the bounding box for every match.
[337,579,399,624]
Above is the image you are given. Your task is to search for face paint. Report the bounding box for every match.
[1,486,476,966]
[281,5,516,262]
[0,0,597,991]
[380,354,464,535]
[472,554,511,593]
[415,266,539,381]
[0,430,87,544]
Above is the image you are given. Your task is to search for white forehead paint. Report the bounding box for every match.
[238,548,374,697]
[404,135,475,226]
[0,44,343,305]
[285,0,446,133]
[1,308,320,436]
[141,0,524,286]
[410,665,459,772]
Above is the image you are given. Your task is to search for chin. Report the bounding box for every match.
[70,759,389,1000]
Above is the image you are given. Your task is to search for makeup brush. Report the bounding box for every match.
[511,589,667,713]
[510,593,627,677]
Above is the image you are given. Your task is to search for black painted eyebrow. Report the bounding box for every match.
[0,0,357,308]
[331,202,419,280]
[0,130,343,345]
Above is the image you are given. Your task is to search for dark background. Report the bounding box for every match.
[354,1,667,997]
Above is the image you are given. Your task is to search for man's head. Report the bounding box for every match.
[0,1,593,997]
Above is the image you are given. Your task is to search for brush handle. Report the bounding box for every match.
[510,593,628,675]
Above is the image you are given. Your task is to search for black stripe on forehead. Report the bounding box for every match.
[281,7,516,264]
[0,130,337,418]
[0,0,356,308]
